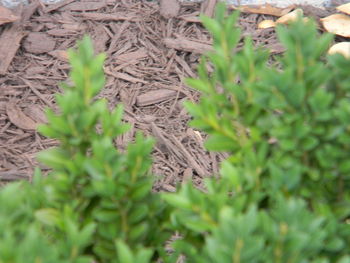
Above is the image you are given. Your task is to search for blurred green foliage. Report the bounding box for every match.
[163,3,350,262]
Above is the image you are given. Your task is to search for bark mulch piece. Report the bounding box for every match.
[0,0,322,189]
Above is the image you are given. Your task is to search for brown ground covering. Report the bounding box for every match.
[0,0,338,189]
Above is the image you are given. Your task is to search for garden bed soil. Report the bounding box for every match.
[0,0,338,189]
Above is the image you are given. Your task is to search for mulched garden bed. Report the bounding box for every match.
[0,0,338,189]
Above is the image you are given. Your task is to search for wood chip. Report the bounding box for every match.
[60,1,107,11]
[232,4,295,17]
[24,105,48,125]
[48,50,69,61]
[23,32,56,54]
[92,24,110,53]
[20,1,41,23]
[136,89,183,106]
[61,23,86,31]
[160,0,180,19]
[258,19,276,29]
[151,122,176,156]
[107,21,130,54]
[0,1,39,75]
[321,14,350,38]
[76,12,137,22]
[336,3,350,15]
[201,0,217,18]
[0,170,27,181]
[265,42,286,54]
[182,168,193,185]
[163,37,212,54]
[0,101,6,114]
[46,28,79,36]
[115,49,148,64]
[20,78,54,109]
[328,42,350,58]
[178,14,201,23]
[44,0,75,13]
[170,135,208,177]
[276,8,303,24]
[104,67,147,84]
[174,55,197,78]
[301,5,331,19]
[0,6,19,25]
[6,103,38,130]
[0,26,26,75]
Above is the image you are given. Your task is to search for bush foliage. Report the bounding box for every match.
[0,4,349,262]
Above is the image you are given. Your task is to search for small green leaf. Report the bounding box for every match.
[129,205,149,224]
[338,255,350,263]
[93,209,120,223]
[129,223,148,241]
[35,208,60,227]
[37,147,69,169]
[162,193,192,210]
[186,78,212,93]
[115,240,134,263]
[204,134,236,151]
[301,136,319,151]
[200,15,222,43]
[130,181,152,201]
[134,248,153,263]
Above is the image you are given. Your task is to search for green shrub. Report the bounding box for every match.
[162,4,350,263]
[1,4,350,262]
[0,172,96,263]
[36,36,172,262]
[0,37,171,263]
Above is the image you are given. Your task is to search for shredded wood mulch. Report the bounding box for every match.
[0,0,336,189]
